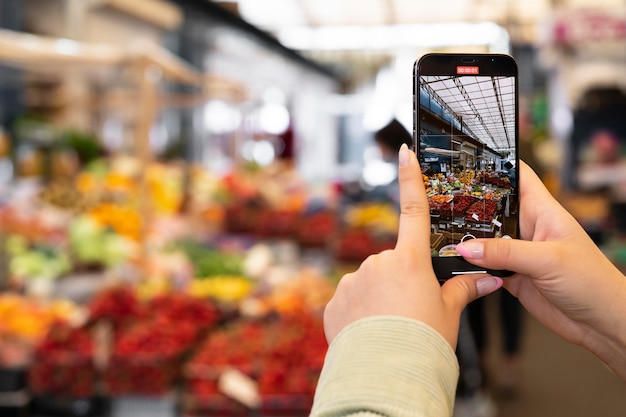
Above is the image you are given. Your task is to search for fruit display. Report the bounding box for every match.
[0,294,81,368]
[254,208,300,238]
[425,170,512,196]
[68,215,136,269]
[465,199,500,223]
[424,169,512,238]
[187,275,253,303]
[428,194,453,213]
[28,321,95,398]
[88,285,147,330]
[102,291,221,395]
[295,209,336,247]
[484,173,512,188]
[450,195,477,217]
[343,202,399,235]
[335,228,395,262]
[104,318,197,395]
[146,163,186,215]
[261,267,336,315]
[429,195,476,218]
[183,310,326,415]
[175,240,246,278]
[0,206,67,245]
[88,203,142,241]
[0,147,347,411]
[6,234,72,283]
[38,180,99,212]
[333,202,398,262]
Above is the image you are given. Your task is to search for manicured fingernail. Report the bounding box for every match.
[399,143,410,167]
[476,276,503,297]
[456,241,484,259]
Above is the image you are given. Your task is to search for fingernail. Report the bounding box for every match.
[476,276,503,297]
[399,143,410,167]
[456,241,484,259]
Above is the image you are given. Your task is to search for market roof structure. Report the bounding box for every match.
[420,74,516,152]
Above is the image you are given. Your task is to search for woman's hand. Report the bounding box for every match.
[324,144,503,348]
[456,161,626,380]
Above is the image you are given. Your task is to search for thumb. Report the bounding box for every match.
[456,238,555,277]
[441,275,503,314]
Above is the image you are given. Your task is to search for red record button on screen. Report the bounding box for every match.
[457,66,479,75]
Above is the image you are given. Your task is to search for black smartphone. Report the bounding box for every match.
[413,53,519,281]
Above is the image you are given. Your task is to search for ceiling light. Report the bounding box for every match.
[277,22,510,52]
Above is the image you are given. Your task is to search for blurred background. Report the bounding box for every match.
[0,1,625,416]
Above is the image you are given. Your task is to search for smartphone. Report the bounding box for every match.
[413,53,519,281]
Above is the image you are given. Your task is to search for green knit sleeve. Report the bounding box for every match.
[310,316,459,417]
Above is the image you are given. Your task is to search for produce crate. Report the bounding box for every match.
[335,229,395,262]
[182,364,315,417]
[295,210,337,248]
[261,394,314,416]
[28,351,96,398]
[110,395,177,417]
[182,392,249,417]
[224,205,258,234]
[104,353,180,396]
[0,368,26,392]
[30,394,108,417]
[182,364,250,417]
[183,314,325,417]
[254,209,299,238]
[0,390,30,417]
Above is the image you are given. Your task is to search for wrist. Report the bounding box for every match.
[580,271,626,382]
[583,323,626,382]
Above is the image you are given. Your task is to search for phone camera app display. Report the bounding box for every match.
[417,73,518,258]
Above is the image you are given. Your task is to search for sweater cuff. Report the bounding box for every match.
[311,316,459,417]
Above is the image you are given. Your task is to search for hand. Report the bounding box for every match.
[324,144,503,348]
[456,161,626,379]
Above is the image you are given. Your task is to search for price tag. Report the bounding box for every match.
[472,213,480,221]
[492,219,502,227]
[218,368,261,409]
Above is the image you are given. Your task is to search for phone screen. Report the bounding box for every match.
[414,54,519,273]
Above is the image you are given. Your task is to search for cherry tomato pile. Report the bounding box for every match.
[28,321,95,398]
[148,292,221,330]
[335,229,395,262]
[184,310,326,413]
[254,209,299,238]
[103,292,221,395]
[428,195,452,213]
[104,318,196,395]
[485,175,511,188]
[295,210,336,247]
[436,195,477,217]
[88,285,147,330]
[465,200,499,223]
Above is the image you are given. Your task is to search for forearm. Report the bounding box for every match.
[581,265,626,382]
[311,316,459,417]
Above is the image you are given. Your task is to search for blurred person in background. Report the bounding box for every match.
[374,119,413,163]
[367,118,413,206]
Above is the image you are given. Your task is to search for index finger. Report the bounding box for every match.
[394,144,433,259]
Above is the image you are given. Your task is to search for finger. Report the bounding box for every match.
[441,274,503,314]
[395,144,432,258]
[518,160,553,201]
[456,237,557,278]
[517,161,559,240]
